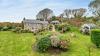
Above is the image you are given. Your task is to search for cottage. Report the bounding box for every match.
[22,19,49,32]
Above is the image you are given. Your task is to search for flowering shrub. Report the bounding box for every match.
[35,33,70,52]
[50,35,60,47]
[59,40,70,49]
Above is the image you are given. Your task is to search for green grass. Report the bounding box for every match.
[0,31,100,56]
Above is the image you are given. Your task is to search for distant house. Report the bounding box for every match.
[22,19,49,32]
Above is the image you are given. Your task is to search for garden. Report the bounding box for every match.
[0,23,100,56]
[0,0,100,56]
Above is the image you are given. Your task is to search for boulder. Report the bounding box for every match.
[80,23,96,35]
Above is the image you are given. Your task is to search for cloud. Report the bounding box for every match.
[0,0,90,22]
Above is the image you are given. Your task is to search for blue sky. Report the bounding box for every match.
[0,0,91,22]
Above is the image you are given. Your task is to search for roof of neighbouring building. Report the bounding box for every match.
[23,19,49,24]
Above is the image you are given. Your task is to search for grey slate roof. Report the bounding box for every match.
[23,19,49,24]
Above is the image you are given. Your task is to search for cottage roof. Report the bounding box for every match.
[23,19,49,24]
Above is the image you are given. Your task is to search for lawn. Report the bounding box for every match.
[0,31,100,56]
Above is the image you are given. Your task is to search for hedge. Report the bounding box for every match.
[91,29,100,48]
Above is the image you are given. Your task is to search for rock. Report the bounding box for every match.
[80,23,96,35]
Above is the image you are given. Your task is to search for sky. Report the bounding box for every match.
[0,0,91,22]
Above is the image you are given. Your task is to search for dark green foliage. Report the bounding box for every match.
[0,26,3,31]
[91,29,100,48]
[51,16,57,21]
[35,33,70,52]
[0,26,16,31]
[12,27,32,33]
[20,29,32,33]
[55,24,62,30]
[12,27,22,33]
[8,26,16,29]
[36,36,51,52]
[48,24,53,31]
[55,23,70,33]
[1,26,9,31]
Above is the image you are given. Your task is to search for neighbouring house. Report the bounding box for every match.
[22,19,49,32]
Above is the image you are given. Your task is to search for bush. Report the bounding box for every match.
[36,36,51,52]
[50,34,60,47]
[20,29,32,33]
[12,27,32,33]
[35,33,70,52]
[0,26,3,31]
[48,24,53,31]
[91,29,100,48]
[8,26,16,30]
[49,34,70,50]
[0,26,16,31]
[1,26,9,31]
[12,27,21,33]
[59,39,70,50]
[56,23,70,33]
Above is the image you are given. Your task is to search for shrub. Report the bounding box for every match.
[56,23,70,33]
[1,26,9,31]
[0,26,16,31]
[55,24,62,30]
[35,33,70,52]
[59,39,70,50]
[67,19,84,27]
[8,26,16,30]
[48,24,53,31]
[0,26,3,31]
[36,36,51,52]
[91,29,100,48]
[12,27,32,33]
[12,27,21,33]
[50,35,60,47]
[20,29,32,33]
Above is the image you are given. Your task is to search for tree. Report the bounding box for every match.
[72,8,86,18]
[36,8,54,21]
[51,16,57,21]
[59,13,64,18]
[89,0,100,17]
[64,9,72,19]
[64,8,86,19]
[22,17,25,29]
